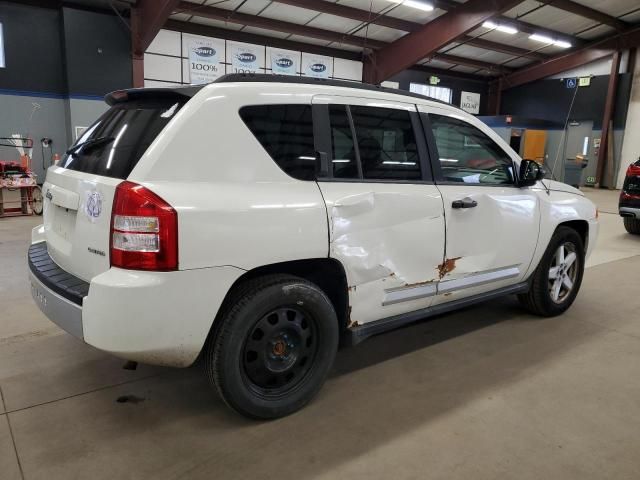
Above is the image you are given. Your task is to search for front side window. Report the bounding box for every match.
[430,114,514,185]
[328,105,422,182]
[240,105,316,181]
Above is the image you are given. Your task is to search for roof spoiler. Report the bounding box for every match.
[104,85,204,106]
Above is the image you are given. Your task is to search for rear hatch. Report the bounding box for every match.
[42,90,194,282]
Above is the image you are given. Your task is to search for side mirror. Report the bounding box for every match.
[518,159,544,187]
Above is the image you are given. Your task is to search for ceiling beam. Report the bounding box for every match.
[270,0,549,60]
[433,0,579,45]
[363,0,525,84]
[411,64,489,82]
[131,0,180,87]
[132,0,180,56]
[432,53,514,73]
[501,26,640,89]
[175,1,386,49]
[164,19,363,61]
[270,0,420,32]
[461,35,547,60]
[544,0,629,31]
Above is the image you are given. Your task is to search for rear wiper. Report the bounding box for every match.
[66,136,114,156]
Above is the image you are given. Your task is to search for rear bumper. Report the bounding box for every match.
[619,206,640,218]
[29,269,84,339]
[28,241,245,367]
[28,242,87,339]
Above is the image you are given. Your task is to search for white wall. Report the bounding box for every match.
[617,49,640,188]
[144,29,363,87]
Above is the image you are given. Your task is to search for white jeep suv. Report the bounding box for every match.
[29,74,598,418]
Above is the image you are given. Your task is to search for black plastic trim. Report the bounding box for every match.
[343,282,529,346]
[28,243,89,306]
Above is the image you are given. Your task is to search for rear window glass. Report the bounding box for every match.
[239,105,316,181]
[60,99,184,179]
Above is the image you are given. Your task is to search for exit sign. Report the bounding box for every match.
[429,76,440,85]
[579,77,591,87]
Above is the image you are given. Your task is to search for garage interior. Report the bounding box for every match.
[1,0,640,478]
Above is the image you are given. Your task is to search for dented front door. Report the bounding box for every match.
[313,95,446,326]
[419,105,541,305]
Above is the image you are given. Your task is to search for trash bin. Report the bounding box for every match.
[564,157,588,188]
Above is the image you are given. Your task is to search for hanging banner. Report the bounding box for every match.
[270,50,298,75]
[188,38,223,85]
[460,91,481,115]
[302,53,332,79]
[230,44,261,74]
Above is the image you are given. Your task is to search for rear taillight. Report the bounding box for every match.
[110,181,178,271]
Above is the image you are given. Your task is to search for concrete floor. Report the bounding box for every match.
[1,188,639,480]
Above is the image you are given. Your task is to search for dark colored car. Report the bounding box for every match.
[620,158,640,235]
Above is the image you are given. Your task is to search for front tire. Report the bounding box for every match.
[623,217,640,235]
[518,226,585,316]
[206,274,339,419]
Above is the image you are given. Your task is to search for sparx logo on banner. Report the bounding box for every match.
[231,45,261,73]
[271,50,298,75]
[188,38,223,84]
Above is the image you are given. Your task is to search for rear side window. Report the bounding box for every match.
[240,105,316,181]
[327,105,422,181]
[329,105,359,179]
[61,99,184,179]
[350,106,421,181]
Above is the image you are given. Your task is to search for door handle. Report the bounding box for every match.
[452,197,478,209]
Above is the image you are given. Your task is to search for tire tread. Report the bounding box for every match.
[623,217,640,235]
[206,274,335,419]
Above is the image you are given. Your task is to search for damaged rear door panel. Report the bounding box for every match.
[312,95,446,326]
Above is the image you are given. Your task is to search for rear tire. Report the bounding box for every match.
[206,274,339,419]
[518,226,585,317]
[623,217,640,235]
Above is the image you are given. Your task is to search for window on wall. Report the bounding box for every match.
[430,114,514,185]
[0,23,5,68]
[410,83,452,104]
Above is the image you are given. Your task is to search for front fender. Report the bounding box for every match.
[525,189,597,279]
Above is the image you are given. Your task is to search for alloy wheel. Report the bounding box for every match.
[548,242,579,304]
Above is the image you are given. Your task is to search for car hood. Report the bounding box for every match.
[540,179,584,196]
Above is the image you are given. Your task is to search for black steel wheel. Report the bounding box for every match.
[242,306,318,396]
[206,274,339,419]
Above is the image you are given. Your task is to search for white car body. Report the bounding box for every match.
[29,77,599,367]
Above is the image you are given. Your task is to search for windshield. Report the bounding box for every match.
[60,98,184,179]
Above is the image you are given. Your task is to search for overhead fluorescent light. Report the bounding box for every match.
[387,0,434,12]
[482,21,517,34]
[553,40,572,48]
[529,33,554,44]
[496,25,518,34]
